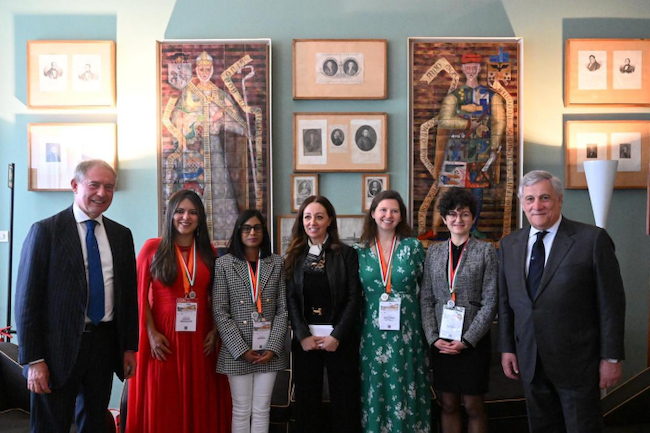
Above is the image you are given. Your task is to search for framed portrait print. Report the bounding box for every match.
[28,123,117,191]
[158,39,272,249]
[565,39,650,107]
[565,120,650,189]
[294,112,387,172]
[276,214,365,256]
[293,39,387,99]
[291,174,318,212]
[362,173,390,211]
[27,41,116,108]
[409,37,523,246]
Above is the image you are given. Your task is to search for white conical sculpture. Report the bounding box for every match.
[583,160,618,229]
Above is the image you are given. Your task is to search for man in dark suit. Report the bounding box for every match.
[15,159,138,432]
[498,170,625,433]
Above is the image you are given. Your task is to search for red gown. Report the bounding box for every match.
[126,238,231,433]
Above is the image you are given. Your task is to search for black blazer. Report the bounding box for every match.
[498,217,625,388]
[286,242,361,343]
[15,206,138,388]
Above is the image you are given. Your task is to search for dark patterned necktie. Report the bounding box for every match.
[86,220,105,325]
[527,231,548,299]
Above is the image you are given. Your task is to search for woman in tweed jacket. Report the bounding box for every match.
[420,188,498,433]
[213,209,288,433]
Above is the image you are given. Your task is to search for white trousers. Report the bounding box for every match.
[228,371,278,433]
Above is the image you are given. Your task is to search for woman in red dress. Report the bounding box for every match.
[126,190,231,432]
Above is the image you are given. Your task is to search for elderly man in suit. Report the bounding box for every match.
[498,170,625,433]
[15,159,138,432]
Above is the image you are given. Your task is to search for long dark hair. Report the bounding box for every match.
[227,209,272,261]
[359,190,413,246]
[151,190,216,286]
[284,195,341,280]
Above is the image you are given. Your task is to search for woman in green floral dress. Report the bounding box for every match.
[355,190,431,433]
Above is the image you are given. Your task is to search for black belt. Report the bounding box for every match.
[83,321,115,333]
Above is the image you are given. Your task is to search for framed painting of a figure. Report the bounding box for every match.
[565,39,650,107]
[408,38,523,247]
[158,40,272,249]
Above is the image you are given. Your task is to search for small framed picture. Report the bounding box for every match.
[291,174,319,212]
[27,40,116,108]
[276,215,296,256]
[362,174,390,211]
[293,39,387,99]
[28,123,117,191]
[294,112,387,172]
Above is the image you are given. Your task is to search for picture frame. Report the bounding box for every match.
[647,163,650,235]
[28,123,117,191]
[275,214,365,256]
[565,120,650,189]
[294,112,387,172]
[293,39,387,99]
[158,39,272,249]
[565,39,650,107]
[291,174,318,212]
[408,37,523,246]
[362,173,390,211]
[27,40,116,108]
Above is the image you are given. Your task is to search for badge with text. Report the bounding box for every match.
[175,299,198,332]
[252,320,271,351]
[439,305,465,341]
[379,299,401,331]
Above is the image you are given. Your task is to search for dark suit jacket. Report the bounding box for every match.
[498,217,625,388]
[286,242,361,343]
[15,206,138,388]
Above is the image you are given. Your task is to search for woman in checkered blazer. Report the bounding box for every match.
[213,209,288,433]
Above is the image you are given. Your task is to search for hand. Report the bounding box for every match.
[123,351,136,379]
[27,362,51,394]
[242,350,262,363]
[300,336,320,352]
[599,360,622,389]
[252,350,275,365]
[148,329,172,361]
[320,336,340,352]
[501,352,520,380]
[203,328,218,356]
[434,339,465,355]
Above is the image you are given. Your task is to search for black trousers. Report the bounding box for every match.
[292,338,361,433]
[522,356,603,433]
[30,322,118,433]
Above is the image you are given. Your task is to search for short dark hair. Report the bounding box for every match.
[227,209,271,261]
[437,188,477,218]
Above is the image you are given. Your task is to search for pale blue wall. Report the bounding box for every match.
[1,0,649,411]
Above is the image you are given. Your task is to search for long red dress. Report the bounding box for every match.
[126,238,231,433]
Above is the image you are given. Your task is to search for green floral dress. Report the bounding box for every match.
[356,237,431,433]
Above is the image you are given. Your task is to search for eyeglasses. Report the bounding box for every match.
[446,211,473,220]
[241,224,264,234]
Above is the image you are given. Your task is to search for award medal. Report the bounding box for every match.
[247,254,263,321]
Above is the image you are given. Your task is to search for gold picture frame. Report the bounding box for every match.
[27,40,116,108]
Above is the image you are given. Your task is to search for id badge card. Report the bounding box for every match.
[175,299,198,332]
[439,305,465,341]
[252,320,271,351]
[379,299,401,331]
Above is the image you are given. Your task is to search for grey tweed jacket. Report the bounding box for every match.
[213,253,289,375]
[420,237,498,347]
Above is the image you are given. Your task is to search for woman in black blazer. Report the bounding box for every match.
[284,195,361,433]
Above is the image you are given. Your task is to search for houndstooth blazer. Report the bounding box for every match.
[420,237,498,347]
[213,253,289,375]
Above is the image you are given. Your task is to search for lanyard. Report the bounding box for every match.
[175,240,196,297]
[247,255,262,314]
[375,236,397,294]
[447,239,469,303]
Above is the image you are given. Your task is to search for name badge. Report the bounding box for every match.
[379,299,401,331]
[175,299,197,332]
[439,305,465,341]
[252,320,272,351]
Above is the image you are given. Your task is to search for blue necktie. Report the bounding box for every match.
[86,220,105,325]
[527,230,548,299]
